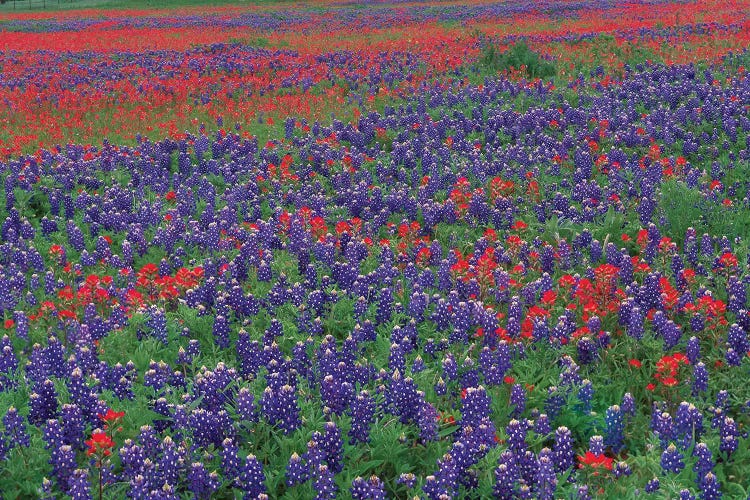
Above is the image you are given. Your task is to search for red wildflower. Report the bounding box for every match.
[138,263,159,278]
[98,409,125,423]
[578,451,613,470]
[718,252,738,268]
[85,431,115,457]
[541,290,557,305]
[559,274,576,287]
[335,221,351,235]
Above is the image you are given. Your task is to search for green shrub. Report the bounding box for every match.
[478,39,557,79]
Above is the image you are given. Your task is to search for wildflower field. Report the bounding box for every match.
[3,0,750,498]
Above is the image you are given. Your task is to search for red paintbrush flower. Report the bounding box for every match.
[98,409,125,423]
[578,451,613,470]
[85,431,115,457]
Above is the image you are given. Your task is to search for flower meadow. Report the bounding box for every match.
[4,0,750,498]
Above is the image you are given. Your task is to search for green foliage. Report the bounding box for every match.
[660,179,750,244]
[659,179,706,244]
[0,0,284,12]
[477,39,557,79]
[227,36,270,48]
[724,49,750,72]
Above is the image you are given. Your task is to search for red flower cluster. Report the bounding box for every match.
[653,352,689,388]
[578,451,613,471]
[85,431,115,457]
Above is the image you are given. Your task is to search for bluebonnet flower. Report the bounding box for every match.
[678,490,696,500]
[220,438,241,482]
[29,379,59,426]
[661,444,685,474]
[645,477,661,493]
[536,447,557,500]
[68,469,91,500]
[397,472,417,489]
[718,417,739,459]
[260,384,301,434]
[693,443,714,486]
[553,426,575,474]
[236,387,258,424]
[700,472,722,500]
[350,476,386,500]
[313,464,337,500]
[544,386,565,421]
[613,461,632,478]
[686,336,702,364]
[321,375,354,415]
[589,435,605,455]
[3,406,30,449]
[493,458,519,500]
[239,454,266,498]
[212,314,231,349]
[318,421,344,474]
[286,452,308,487]
[61,404,85,450]
[187,462,221,499]
[510,384,526,418]
[577,379,594,414]
[461,385,492,428]
[146,306,168,345]
[725,323,748,366]
[417,401,439,443]
[692,362,709,396]
[50,443,76,493]
[653,410,674,449]
[621,392,636,416]
[605,405,625,453]
[534,414,551,436]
